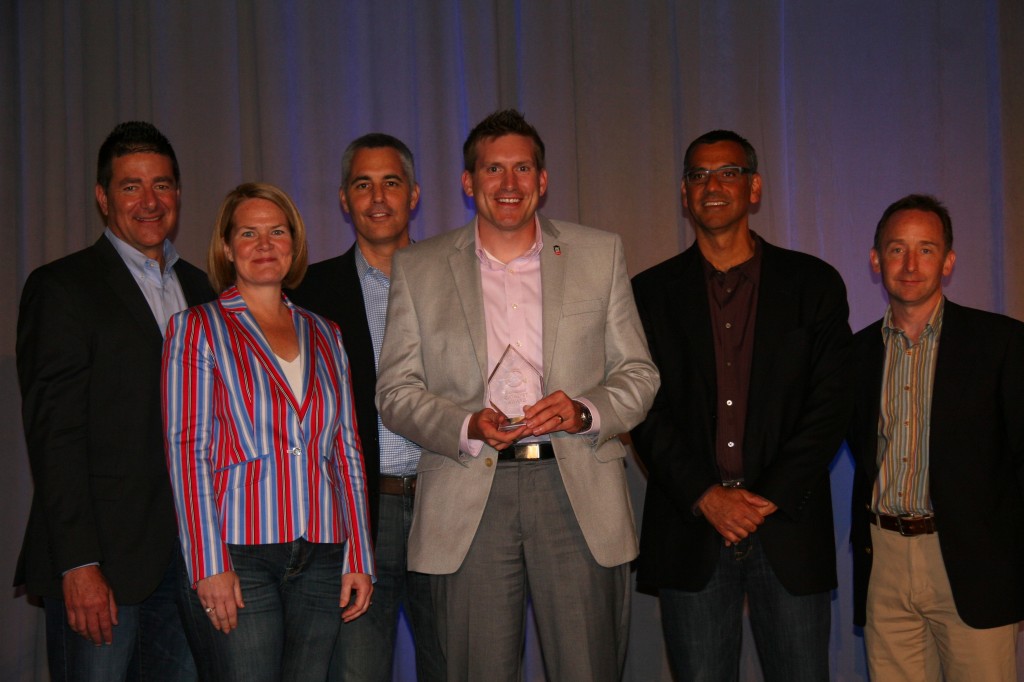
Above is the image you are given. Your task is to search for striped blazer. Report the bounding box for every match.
[162,286,374,585]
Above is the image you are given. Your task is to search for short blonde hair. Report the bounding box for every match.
[207,182,309,293]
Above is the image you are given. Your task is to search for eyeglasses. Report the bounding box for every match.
[683,166,753,186]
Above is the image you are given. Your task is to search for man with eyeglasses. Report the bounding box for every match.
[631,129,851,681]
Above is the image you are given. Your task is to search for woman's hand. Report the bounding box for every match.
[339,572,373,623]
[197,571,245,633]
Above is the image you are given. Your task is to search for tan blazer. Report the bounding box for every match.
[376,217,659,574]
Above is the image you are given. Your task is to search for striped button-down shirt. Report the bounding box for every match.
[162,287,374,585]
[872,299,945,516]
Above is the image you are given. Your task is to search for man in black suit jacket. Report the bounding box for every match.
[289,133,443,682]
[631,130,851,681]
[848,194,1023,681]
[16,122,213,680]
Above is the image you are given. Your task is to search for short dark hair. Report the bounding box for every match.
[463,109,545,172]
[341,133,416,186]
[684,130,758,173]
[96,121,179,192]
[873,194,953,253]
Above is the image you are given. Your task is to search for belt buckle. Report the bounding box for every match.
[518,443,542,460]
[896,514,928,536]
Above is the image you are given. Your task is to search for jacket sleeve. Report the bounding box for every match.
[17,269,102,573]
[326,323,376,578]
[753,265,853,516]
[162,309,232,585]
[578,234,660,442]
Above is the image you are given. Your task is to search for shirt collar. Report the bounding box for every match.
[354,243,378,281]
[474,216,544,269]
[881,297,946,341]
[700,231,763,282]
[104,228,179,280]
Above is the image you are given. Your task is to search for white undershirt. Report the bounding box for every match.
[275,351,304,399]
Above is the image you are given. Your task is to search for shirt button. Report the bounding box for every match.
[289,447,302,456]
[727,441,735,448]
[512,303,518,309]
[485,458,494,467]
[726,400,733,406]
[904,386,910,391]
[725,322,732,329]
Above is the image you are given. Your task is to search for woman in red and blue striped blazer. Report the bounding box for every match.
[162,183,374,681]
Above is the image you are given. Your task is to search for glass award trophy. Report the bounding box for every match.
[487,345,543,430]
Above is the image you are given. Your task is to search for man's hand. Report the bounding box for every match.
[196,571,245,633]
[340,572,373,622]
[62,565,118,646]
[468,408,527,450]
[698,486,778,546]
[523,391,582,435]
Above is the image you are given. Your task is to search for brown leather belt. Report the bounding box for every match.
[870,513,936,536]
[497,442,555,462]
[379,475,416,497]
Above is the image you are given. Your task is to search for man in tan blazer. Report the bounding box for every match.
[376,109,659,682]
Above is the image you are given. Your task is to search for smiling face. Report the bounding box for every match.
[871,208,955,313]
[340,146,419,250]
[462,134,548,237]
[223,198,294,291]
[95,152,180,262]
[682,141,761,237]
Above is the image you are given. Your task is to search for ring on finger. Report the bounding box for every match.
[205,606,215,614]
[555,415,564,423]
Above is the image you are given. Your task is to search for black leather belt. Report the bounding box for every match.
[497,442,555,462]
[870,513,936,536]
[379,475,417,497]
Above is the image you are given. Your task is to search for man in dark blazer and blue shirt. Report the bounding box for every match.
[848,194,1023,681]
[631,130,851,681]
[16,122,213,680]
[289,133,444,682]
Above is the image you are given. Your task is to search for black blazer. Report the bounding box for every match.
[289,245,381,539]
[848,300,1024,628]
[631,240,851,595]
[15,236,214,602]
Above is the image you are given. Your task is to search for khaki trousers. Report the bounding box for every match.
[866,523,1018,682]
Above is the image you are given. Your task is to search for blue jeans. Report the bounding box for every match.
[45,553,196,682]
[659,534,830,682]
[330,490,444,681]
[178,539,344,682]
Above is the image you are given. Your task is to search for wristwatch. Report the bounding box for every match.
[574,401,593,432]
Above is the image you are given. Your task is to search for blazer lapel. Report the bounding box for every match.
[448,224,490,387]
[674,246,716,397]
[221,289,304,414]
[539,217,565,388]
[93,237,164,343]
[292,305,315,419]
[747,243,789,414]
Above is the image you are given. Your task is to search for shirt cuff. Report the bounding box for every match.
[459,413,484,457]
[62,562,100,576]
